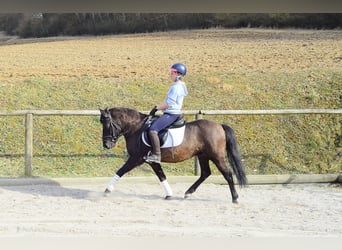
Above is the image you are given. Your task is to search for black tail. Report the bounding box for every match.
[222,124,247,187]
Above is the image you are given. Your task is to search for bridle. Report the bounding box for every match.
[101,111,123,144]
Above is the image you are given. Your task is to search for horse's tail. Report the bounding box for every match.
[222,124,247,187]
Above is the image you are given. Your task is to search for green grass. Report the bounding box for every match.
[0,68,341,178]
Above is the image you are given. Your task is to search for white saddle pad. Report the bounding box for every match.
[142,126,186,148]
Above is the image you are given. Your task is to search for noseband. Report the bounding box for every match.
[102,111,122,144]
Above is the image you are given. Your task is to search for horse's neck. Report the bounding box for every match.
[133,116,147,134]
[121,113,146,136]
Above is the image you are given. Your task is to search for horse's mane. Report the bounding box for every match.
[110,107,147,122]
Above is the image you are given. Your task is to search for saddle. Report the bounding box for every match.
[142,114,186,148]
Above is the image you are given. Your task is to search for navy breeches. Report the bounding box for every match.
[149,113,180,132]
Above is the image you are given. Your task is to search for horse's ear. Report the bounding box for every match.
[100,108,109,115]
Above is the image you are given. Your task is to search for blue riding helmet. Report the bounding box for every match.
[170,63,187,76]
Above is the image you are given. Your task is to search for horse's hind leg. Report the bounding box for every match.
[150,163,173,200]
[213,158,239,203]
[184,155,211,198]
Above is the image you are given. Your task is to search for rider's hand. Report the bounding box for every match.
[149,106,158,116]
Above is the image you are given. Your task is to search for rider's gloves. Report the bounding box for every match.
[149,106,158,116]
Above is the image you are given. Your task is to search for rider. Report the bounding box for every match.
[144,62,188,164]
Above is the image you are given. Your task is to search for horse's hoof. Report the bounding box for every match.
[184,193,191,199]
[232,199,238,204]
[165,196,172,200]
[104,189,111,197]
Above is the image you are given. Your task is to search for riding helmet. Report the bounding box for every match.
[170,63,187,76]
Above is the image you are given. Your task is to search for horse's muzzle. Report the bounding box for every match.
[103,140,115,149]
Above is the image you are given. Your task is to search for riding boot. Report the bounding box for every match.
[144,131,161,164]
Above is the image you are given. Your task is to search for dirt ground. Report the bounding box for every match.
[0,179,341,238]
[1,29,341,81]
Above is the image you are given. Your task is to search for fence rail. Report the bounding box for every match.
[1,109,341,177]
[1,108,341,116]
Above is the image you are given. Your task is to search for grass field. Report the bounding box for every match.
[0,29,341,177]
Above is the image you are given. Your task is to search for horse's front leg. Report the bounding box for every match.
[104,157,142,194]
[150,163,173,200]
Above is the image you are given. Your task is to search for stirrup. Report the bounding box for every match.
[144,152,161,164]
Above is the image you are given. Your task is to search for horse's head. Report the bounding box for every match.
[100,108,121,149]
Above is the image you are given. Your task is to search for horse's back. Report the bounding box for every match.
[185,119,226,141]
[187,119,224,131]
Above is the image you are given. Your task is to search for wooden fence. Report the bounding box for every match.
[0,109,341,177]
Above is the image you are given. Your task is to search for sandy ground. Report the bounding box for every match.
[1,29,341,81]
[0,180,341,238]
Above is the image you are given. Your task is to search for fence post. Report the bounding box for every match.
[194,112,203,176]
[25,113,33,177]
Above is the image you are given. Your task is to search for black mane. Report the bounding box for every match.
[109,107,147,120]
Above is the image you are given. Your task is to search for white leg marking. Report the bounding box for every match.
[161,180,173,197]
[106,174,120,192]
